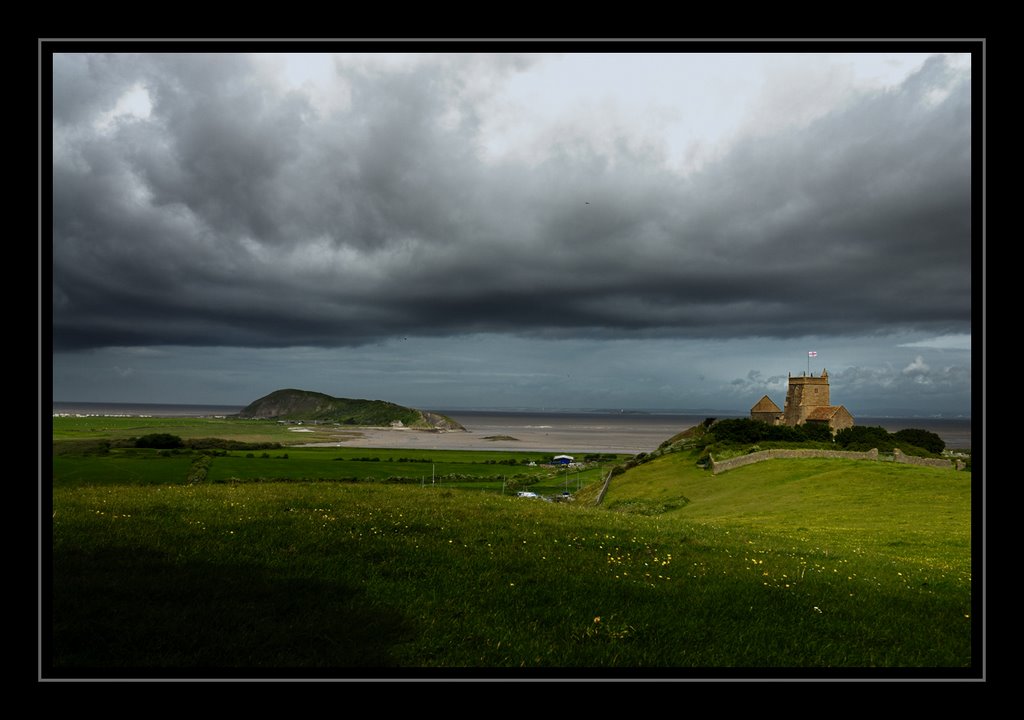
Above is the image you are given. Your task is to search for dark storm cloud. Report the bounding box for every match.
[52,53,972,352]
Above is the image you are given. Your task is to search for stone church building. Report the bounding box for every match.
[750,369,855,433]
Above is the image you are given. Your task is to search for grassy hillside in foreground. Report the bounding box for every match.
[50,451,973,671]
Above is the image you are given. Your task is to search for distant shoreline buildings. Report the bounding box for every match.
[750,369,854,433]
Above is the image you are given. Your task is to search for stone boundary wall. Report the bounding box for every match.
[893,448,963,470]
[711,448,880,475]
[711,447,962,474]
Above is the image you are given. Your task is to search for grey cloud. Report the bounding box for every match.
[722,369,789,400]
[829,362,971,414]
[52,53,972,352]
[902,355,930,376]
[52,53,143,125]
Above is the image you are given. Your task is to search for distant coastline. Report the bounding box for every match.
[51,402,973,450]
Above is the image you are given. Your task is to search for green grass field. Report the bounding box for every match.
[47,418,975,675]
[52,415,343,444]
[51,446,613,495]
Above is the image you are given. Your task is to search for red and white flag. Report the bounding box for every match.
[808,351,817,357]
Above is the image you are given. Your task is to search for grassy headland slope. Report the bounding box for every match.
[600,448,970,566]
[236,388,464,430]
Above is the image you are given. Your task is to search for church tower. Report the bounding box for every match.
[782,369,831,425]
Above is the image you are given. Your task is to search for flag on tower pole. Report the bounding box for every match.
[807,351,817,375]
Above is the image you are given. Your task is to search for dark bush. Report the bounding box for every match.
[692,418,838,449]
[893,428,945,455]
[710,419,771,445]
[187,438,282,451]
[801,423,836,442]
[834,426,895,452]
[764,424,803,442]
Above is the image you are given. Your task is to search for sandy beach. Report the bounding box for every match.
[297,412,701,455]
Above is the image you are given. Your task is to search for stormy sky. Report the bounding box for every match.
[49,47,977,416]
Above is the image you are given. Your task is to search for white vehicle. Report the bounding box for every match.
[515,491,539,498]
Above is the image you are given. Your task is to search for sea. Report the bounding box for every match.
[50,402,974,450]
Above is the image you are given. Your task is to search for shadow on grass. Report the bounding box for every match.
[50,546,416,673]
